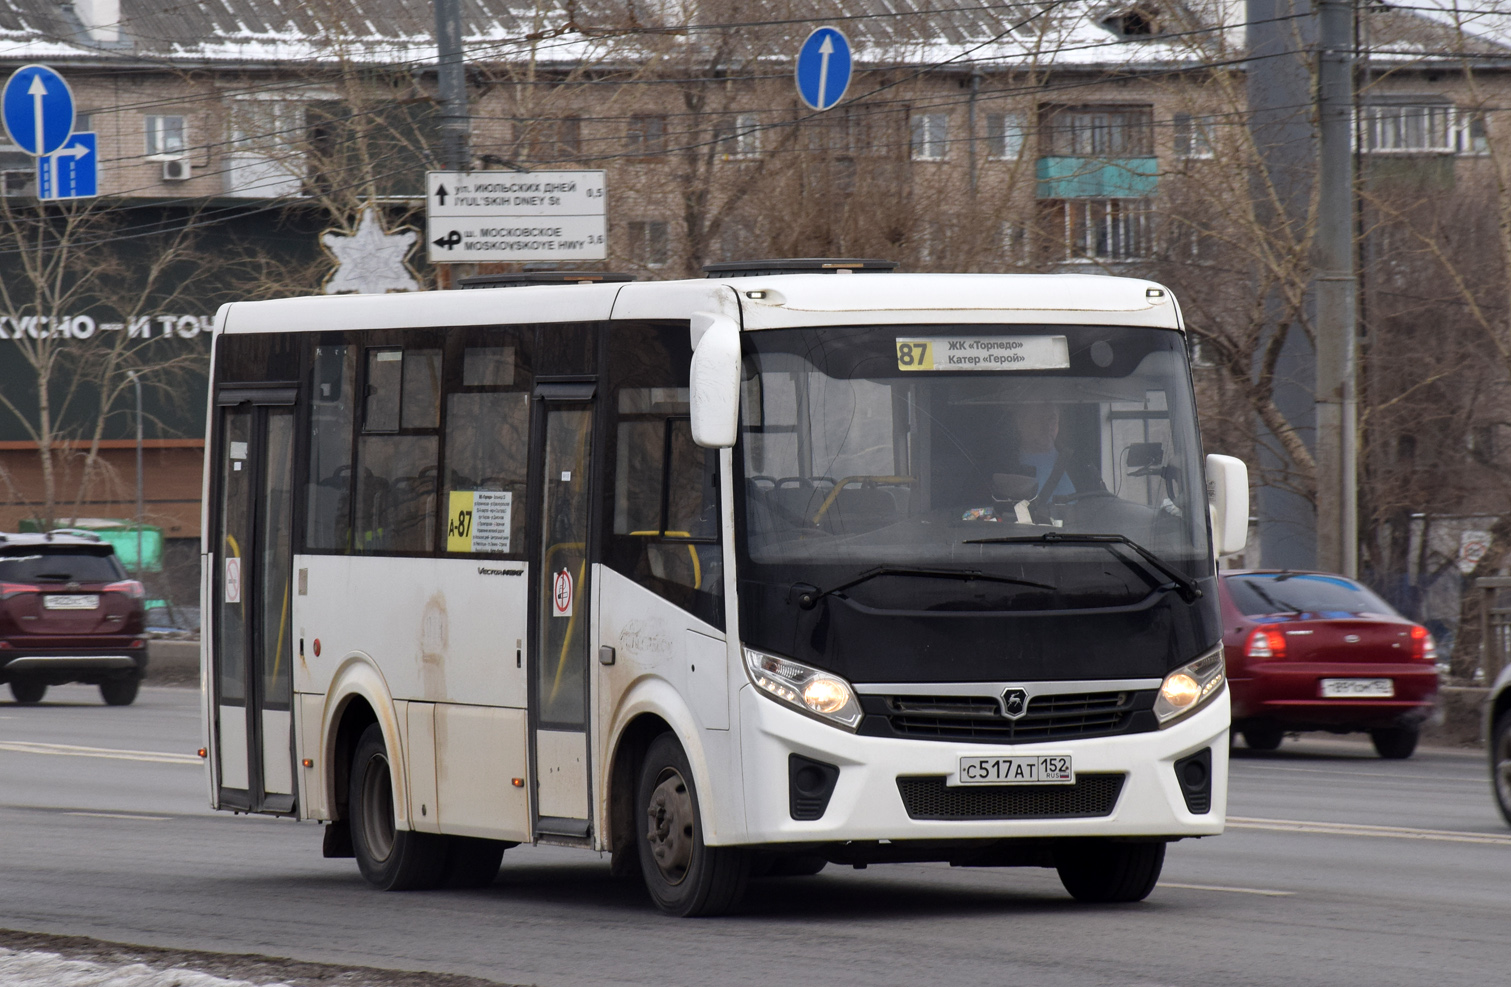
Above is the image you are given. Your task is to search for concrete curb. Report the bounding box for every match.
[146,640,200,687]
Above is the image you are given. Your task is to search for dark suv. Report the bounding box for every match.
[0,532,148,705]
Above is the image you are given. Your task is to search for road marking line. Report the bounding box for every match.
[1229,816,1511,846]
[1159,882,1294,897]
[65,811,171,822]
[0,741,200,765]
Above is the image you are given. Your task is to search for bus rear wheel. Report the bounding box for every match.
[635,732,750,916]
[349,723,446,891]
[1054,839,1165,903]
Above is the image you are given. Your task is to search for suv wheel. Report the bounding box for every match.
[1370,724,1419,760]
[100,676,141,706]
[9,680,46,704]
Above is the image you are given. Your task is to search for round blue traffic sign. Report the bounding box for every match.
[795,27,852,112]
[3,64,75,156]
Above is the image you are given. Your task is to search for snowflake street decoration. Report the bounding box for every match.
[322,208,420,294]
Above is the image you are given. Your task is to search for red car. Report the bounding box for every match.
[1219,570,1439,759]
[0,532,148,706]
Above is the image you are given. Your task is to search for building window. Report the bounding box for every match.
[986,112,1025,159]
[1173,113,1216,159]
[717,113,761,158]
[1048,199,1153,262]
[627,115,667,157]
[0,143,34,196]
[515,116,582,163]
[998,221,1031,265]
[1042,105,1153,157]
[1459,111,1490,155]
[1360,101,1455,154]
[628,220,670,267]
[225,100,304,198]
[911,112,949,160]
[145,115,186,157]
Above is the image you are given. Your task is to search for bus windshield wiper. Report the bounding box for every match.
[795,565,1055,610]
[961,532,1203,603]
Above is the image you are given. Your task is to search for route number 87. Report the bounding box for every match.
[896,340,932,370]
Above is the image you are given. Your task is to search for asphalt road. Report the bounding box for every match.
[1,685,1507,987]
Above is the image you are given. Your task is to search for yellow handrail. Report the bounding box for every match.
[810,476,915,524]
[627,531,701,590]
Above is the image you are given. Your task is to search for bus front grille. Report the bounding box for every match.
[864,689,1159,744]
[896,773,1126,820]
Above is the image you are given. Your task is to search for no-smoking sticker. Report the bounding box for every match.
[552,567,573,618]
[224,556,242,604]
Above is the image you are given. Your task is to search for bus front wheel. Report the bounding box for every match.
[1054,839,1165,903]
[635,732,750,917]
[349,723,446,891]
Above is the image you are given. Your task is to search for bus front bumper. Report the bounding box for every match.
[732,683,1229,845]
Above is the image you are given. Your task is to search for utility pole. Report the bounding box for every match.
[129,370,143,580]
[1314,0,1358,577]
[435,0,469,172]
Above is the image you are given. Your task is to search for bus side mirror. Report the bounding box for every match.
[689,312,741,449]
[1206,454,1249,558]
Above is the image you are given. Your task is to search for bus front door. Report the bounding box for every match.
[529,385,595,838]
[211,388,297,814]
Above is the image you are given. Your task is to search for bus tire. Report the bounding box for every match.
[349,723,446,891]
[1054,839,1165,903]
[8,679,45,704]
[635,732,750,917]
[100,676,141,706]
[442,836,510,889]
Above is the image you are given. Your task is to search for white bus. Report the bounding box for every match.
[201,260,1248,916]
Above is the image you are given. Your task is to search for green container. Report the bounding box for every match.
[17,518,164,573]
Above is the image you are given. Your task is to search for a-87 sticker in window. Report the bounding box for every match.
[895,335,1069,371]
[446,490,513,553]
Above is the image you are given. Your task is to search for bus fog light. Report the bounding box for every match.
[1154,647,1225,725]
[744,647,862,730]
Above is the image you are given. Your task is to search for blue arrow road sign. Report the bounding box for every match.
[38,132,97,200]
[795,27,852,112]
[2,65,75,156]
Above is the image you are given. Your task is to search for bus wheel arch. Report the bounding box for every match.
[607,713,673,877]
[323,656,405,828]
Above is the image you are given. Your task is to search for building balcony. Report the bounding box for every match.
[1036,156,1159,199]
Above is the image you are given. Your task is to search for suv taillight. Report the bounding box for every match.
[1245,625,1287,660]
[0,582,39,600]
[104,580,146,599]
[1410,624,1437,662]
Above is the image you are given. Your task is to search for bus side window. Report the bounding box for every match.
[354,347,442,553]
[605,325,724,630]
[442,342,531,556]
[306,344,357,550]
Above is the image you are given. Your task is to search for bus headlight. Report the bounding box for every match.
[1153,647,1225,726]
[743,647,863,731]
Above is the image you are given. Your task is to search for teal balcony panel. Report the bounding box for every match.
[1036,156,1160,199]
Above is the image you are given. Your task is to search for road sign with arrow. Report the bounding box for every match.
[795,27,852,112]
[1,64,98,201]
[425,170,607,264]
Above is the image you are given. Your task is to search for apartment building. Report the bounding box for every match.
[1,0,1508,608]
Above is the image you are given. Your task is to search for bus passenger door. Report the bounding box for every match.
[529,383,596,838]
[211,387,297,814]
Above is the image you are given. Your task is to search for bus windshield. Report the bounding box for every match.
[737,323,1211,603]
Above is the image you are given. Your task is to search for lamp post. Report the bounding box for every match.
[128,370,143,580]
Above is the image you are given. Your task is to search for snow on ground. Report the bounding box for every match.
[0,948,288,987]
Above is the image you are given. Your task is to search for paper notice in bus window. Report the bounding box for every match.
[896,336,1070,372]
[446,490,513,553]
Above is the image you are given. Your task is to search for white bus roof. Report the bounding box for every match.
[216,272,1182,336]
